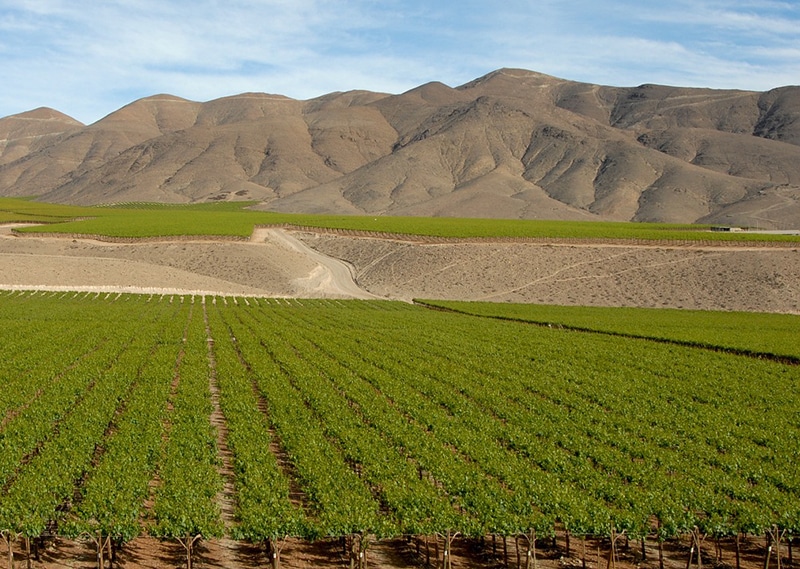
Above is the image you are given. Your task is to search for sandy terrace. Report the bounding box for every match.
[0,225,371,299]
[1,224,799,313]
[299,233,800,313]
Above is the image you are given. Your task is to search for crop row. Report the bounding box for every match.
[66,301,192,545]
[151,301,223,544]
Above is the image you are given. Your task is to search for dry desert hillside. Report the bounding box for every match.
[1,69,799,227]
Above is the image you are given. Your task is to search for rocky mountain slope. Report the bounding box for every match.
[1,68,798,226]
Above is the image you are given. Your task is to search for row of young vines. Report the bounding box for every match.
[0,291,797,568]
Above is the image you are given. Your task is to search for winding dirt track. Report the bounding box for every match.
[257,228,381,300]
[0,224,377,300]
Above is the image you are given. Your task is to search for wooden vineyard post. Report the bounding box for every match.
[656,520,665,569]
[361,535,370,569]
[2,535,10,569]
[266,536,288,569]
[735,533,742,569]
[608,527,625,569]
[765,525,788,569]
[435,530,459,569]
[348,533,371,569]
[1,530,20,569]
[608,541,615,569]
[176,534,202,569]
[582,535,587,569]
[519,529,537,569]
[766,533,774,569]
[101,535,111,569]
[23,537,30,569]
[81,531,112,569]
[686,526,706,569]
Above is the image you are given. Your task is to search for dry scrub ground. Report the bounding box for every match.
[0,226,371,299]
[2,224,799,313]
[300,233,800,313]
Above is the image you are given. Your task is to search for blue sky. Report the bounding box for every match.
[1,0,798,124]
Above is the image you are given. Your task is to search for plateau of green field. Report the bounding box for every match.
[0,291,797,553]
[2,197,799,242]
[418,301,800,361]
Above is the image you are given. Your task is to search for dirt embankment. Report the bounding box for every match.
[1,224,799,313]
[0,225,370,299]
[298,232,800,314]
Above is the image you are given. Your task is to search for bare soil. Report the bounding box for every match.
[299,233,800,313]
[6,528,792,569]
[2,225,798,313]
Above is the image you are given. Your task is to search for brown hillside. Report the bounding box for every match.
[0,108,83,167]
[0,96,201,198]
[1,68,799,225]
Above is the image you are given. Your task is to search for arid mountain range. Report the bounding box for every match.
[1,68,799,226]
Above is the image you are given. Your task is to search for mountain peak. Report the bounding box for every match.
[0,107,83,147]
[6,107,83,126]
[459,68,564,90]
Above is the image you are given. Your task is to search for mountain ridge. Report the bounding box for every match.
[1,68,798,227]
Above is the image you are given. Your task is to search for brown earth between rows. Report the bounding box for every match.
[5,527,794,569]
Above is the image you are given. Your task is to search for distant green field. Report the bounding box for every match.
[0,198,97,223]
[418,300,800,360]
[2,197,799,242]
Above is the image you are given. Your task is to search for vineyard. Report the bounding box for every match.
[3,197,800,243]
[0,291,798,569]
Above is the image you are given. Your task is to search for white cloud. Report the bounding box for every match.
[471,0,800,90]
[0,0,798,122]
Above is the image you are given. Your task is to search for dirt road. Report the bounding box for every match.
[255,228,381,300]
[0,225,380,300]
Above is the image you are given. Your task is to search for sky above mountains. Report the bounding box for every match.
[1,0,798,124]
